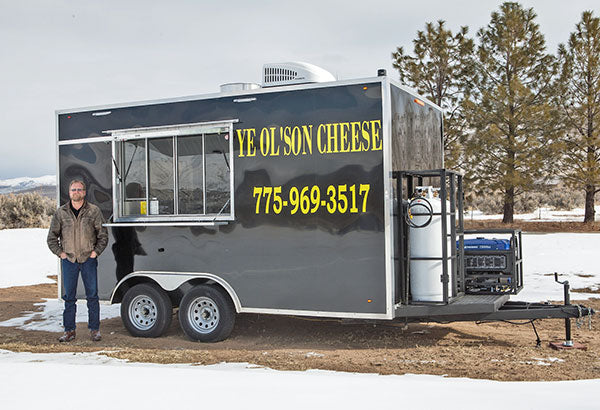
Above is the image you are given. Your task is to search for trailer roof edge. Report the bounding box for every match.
[56,76,392,115]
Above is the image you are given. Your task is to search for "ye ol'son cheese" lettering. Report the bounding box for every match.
[236,119,382,158]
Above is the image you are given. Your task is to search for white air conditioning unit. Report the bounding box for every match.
[262,62,335,87]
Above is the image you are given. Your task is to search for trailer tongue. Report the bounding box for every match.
[394,297,594,323]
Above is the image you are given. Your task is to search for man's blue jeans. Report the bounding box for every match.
[61,257,99,332]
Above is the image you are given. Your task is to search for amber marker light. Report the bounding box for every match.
[413,98,425,106]
[367,299,372,303]
[363,86,368,90]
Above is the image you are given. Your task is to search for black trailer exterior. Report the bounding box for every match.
[55,74,592,342]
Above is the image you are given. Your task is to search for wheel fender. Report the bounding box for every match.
[110,271,242,312]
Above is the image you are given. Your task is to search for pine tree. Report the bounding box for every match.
[463,2,558,223]
[555,11,600,223]
[392,20,474,168]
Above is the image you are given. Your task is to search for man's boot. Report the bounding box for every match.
[58,330,76,342]
[90,330,101,342]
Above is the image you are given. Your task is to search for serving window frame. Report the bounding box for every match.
[104,119,237,225]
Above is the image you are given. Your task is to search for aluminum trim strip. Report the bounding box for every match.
[58,136,114,145]
[202,133,206,214]
[239,307,391,320]
[144,139,149,216]
[228,123,235,219]
[103,222,229,227]
[173,136,179,215]
[114,214,234,222]
[382,78,394,319]
[55,111,61,300]
[111,141,118,222]
[109,271,242,312]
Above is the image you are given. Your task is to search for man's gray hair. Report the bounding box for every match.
[69,179,87,191]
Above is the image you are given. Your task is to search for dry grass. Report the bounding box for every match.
[0,192,56,229]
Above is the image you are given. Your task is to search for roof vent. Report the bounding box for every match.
[220,82,261,93]
[262,62,335,87]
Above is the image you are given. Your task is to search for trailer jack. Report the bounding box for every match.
[549,272,588,351]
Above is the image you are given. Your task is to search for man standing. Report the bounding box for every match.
[47,179,108,342]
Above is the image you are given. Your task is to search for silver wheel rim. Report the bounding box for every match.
[187,296,220,334]
[129,294,158,331]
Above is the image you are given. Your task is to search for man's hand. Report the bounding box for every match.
[59,252,67,259]
[90,251,97,259]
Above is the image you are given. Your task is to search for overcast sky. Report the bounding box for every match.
[0,0,598,178]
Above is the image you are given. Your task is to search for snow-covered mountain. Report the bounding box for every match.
[0,175,56,194]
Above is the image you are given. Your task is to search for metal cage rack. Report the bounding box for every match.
[393,169,465,305]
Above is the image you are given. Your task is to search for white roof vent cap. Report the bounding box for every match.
[220,82,261,93]
[262,62,335,88]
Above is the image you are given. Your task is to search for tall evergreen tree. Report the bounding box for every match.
[555,11,600,223]
[463,2,558,223]
[392,20,474,168]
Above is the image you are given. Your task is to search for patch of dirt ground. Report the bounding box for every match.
[1,280,599,381]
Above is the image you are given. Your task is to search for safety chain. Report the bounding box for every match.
[575,305,583,329]
[574,305,593,331]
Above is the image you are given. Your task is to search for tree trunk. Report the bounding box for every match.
[584,185,596,223]
[502,186,514,224]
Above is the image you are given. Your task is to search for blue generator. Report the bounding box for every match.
[461,230,523,295]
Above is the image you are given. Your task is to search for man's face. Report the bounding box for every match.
[69,182,86,202]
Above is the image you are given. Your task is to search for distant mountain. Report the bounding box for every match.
[0,175,56,195]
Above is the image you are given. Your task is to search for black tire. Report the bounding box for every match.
[178,285,235,342]
[121,283,173,338]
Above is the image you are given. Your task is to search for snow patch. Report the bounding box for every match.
[1,349,597,409]
[0,298,121,332]
[305,351,325,358]
[522,357,565,366]
[0,228,57,288]
[465,205,600,222]
[517,233,600,302]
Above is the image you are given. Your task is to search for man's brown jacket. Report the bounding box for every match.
[47,201,108,263]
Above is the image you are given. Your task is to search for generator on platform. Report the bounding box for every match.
[462,231,523,295]
[55,63,593,343]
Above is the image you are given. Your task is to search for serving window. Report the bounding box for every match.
[107,120,235,224]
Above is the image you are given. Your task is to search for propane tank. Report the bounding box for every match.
[408,186,451,302]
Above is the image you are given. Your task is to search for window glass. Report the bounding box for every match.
[117,124,233,221]
[122,139,146,216]
[148,138,174,215]
[177,135,204,214]
[204,132,230,214]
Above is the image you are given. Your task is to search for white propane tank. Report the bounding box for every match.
[409,186,452,302]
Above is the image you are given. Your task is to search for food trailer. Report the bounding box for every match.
[55,62,593,342]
